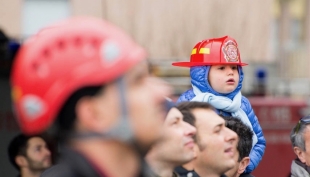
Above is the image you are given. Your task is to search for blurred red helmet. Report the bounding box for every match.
[11,17,146,135]
[172,36,247,67]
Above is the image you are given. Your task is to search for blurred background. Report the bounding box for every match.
[0,0,309,176]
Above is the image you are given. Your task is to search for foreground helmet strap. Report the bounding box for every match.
[72,76,135,142]
[103,76,135,141]
[113,78,154,176]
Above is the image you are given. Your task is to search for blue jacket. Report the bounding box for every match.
[177,66,266,173]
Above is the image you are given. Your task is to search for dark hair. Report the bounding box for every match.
[179,109,196,126]
[176,101,215,126]
[8,134,43,170]
[176,101,214,113]
[54,86,102,141]
[176,101,214,144]
[223,117,253,161]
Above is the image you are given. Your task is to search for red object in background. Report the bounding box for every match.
[249,97,307,177]
[172,36,248,67]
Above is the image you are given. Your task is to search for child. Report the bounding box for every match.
[172,36,265,174]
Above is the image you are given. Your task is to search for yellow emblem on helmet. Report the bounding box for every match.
[199,48,210,54]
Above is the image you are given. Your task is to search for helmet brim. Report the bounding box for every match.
[172,62,248,67]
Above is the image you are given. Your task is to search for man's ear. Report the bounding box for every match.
[76,93,117,132]
[294,146,306,163]
[76,96,102,131]
[237,157,250,174]
[15,155,28,168]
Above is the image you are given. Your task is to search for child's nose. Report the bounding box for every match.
[227,67,234,74]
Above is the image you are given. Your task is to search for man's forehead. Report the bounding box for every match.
[165,108,182,122]
[192,109,224,128]
[27,137,46,147]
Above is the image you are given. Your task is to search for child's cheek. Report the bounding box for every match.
[235,72,240,83]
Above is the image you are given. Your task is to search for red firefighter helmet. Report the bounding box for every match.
[11,17,146,135]
[172,36,247,67]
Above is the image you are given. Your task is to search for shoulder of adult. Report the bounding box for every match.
[41,164,73,177]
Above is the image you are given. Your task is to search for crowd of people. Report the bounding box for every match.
[5,16,308,177]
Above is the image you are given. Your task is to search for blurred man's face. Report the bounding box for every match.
[225,148,250,177]
[92,61,172,150]
[224,137,240,177]
[25,137,52,171]
[193,108,237,175]
[126,61,172,149]
[152,107,196,165]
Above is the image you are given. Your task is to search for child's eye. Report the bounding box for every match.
[218,67,225,70]
[232,66,238,70]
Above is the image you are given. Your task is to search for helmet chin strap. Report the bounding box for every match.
[101,76,135,141]
[71,76,135,142]
[71,77,175,145]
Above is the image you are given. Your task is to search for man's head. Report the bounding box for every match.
[290,115,310,166]
[8,134,51,173]
[146,106,196,167]
[223,117,253,177]
[11,17,171,152]
[176,101,238,176]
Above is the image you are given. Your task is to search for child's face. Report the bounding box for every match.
[208,64,240,94]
